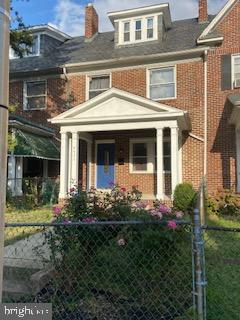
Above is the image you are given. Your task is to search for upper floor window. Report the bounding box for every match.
[123,22,130,42]
[149,67,176,100]
[24,81,47,110]
[147,18,154,39]
[233,55,240,87]
[10,34,40,59]
[135,20,142,41]
[120,15,157,45]
[88,75,110,99]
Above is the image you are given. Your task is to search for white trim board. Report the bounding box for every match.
[198,0,238,40]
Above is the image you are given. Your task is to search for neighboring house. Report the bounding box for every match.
[8,115,60,196]
[9,0,240,201]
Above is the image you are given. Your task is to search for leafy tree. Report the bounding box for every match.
[10,0,33,57]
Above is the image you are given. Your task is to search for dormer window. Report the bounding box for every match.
[147,18,154,39]
[10,34,40,59]
[119,15,158,45]
[123,22,130,42]
[135,20,142,40]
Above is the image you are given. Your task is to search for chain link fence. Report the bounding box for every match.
[3,221,195,320]
[203,226,240,320]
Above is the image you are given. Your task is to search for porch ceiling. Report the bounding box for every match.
[50,88,191,131]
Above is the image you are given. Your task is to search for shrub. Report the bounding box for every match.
[173,182,197,213]
[207,189,240,217]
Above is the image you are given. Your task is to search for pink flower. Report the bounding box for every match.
[175,211,184,219]
[159,204,172,215]
[150,210,163,219]
[120,186,127,192]
[168,220,177,230]
[53,206,62,216]
[117,238,126,246]
[69,187,76,193]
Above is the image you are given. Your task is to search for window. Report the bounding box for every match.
[88,75,110,99]
[123,22,130,42]
[135,20,142,40]
[147,18,154,39]
[233,55,240,87]
[24,81,47,110]
[132,143,148,172]
[10,35,40,59]
[130,136,172,174]
[149,67,176,100]
[120,16,157,45]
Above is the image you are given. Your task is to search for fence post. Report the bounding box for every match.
[193,208,207,320]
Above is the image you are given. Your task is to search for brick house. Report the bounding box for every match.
[9,0,240,200]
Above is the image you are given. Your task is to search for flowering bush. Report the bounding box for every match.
[52,185,185,229]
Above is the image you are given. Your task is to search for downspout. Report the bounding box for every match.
[203,50,208,180]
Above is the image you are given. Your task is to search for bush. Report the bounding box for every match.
[173,182,197,213]
[207,189,240,217]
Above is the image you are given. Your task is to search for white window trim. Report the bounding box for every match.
[10,34,41,60]
[130,137,172,174]
[147,66,177,101]
[86,73,112,100]
[231,54,240,89]
[23,80,47,111]
[118,13,159,45]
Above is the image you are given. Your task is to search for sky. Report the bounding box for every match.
[12,0,226,36]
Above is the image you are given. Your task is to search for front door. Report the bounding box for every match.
[97,143,115,189]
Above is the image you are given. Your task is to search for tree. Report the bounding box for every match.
[10,0,33,57]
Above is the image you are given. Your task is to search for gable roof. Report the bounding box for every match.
[10,17,214,75]
[198,0,238,41]
[50,88,191,130]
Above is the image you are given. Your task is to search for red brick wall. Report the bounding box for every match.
[206,2,240,193]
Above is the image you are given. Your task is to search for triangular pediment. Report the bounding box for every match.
[51,88,183,122]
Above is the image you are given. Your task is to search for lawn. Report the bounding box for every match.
[4,206,53,245]
[205,214,240,320]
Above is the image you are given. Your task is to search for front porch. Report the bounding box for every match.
[50,88,191,200]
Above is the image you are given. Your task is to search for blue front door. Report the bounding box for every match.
[97,143,115,189]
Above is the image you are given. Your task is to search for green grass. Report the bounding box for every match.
[4,206,53,245]
[205,214,240,320]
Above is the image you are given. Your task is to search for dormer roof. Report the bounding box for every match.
[27,24,72,42]
[108,3,172,29]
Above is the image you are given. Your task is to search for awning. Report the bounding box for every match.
[10,129,60,160]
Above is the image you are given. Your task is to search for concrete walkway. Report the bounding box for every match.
[4,232,52,269]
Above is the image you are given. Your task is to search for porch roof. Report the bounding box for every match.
[49,88,191,131]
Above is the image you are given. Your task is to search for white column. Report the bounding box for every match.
[68,137,72,192]
[236,128,240,192]
[59,132,69,198]
[71,132,80,188]
[171,126,179,195]
[156,128,164,200]
[7,156,16,195]
[87,141,92,191]
[178,131,183,183]
[15,157,23,196]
